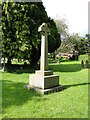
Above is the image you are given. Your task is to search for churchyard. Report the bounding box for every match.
[2,54,89,118]
[1,2,90,119]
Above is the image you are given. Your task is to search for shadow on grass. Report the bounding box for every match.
[2,80,46,111]
[2,79,89,112]
[4,64,39,74]
[63,82,90,91]
[4,63,83,74]
[49,63,83,72]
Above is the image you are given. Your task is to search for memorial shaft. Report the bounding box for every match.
[41,33,48,71]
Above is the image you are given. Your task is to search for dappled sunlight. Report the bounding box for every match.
[3,64,36,74]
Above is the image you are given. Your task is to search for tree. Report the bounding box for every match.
[2,2,61,66]
[56,33,81,53]
[2,2,18,66]
[54,17,69,41]
[78,37,89,54]
[56,32,89,57]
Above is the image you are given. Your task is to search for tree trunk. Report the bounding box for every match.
[52,52,55,60]
[3,57,5,70]
[7,58,11,66]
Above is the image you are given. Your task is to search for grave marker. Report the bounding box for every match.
[25,23,62,94]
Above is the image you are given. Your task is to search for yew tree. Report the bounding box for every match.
[2,2,61,66]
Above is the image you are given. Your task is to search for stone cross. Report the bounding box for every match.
[38,23,50,71]
[26,22,61,94]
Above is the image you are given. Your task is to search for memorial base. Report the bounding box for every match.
[24,85,63,94]
[25,70,62,94]
[29,70,60,89]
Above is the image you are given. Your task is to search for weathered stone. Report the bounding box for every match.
[26,23,61,94]
[25,85,62,94]
[29,70,59,89]
[35,70,53,76]
[39,23,50,71]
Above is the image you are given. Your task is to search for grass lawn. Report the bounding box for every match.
[1,55,89,118]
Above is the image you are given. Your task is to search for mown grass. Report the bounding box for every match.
[1,54,89,118]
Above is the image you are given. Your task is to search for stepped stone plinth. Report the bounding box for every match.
[25,23,62,94]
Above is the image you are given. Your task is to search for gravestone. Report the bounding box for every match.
[26,23,62,94]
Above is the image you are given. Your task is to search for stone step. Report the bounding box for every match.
[44,74,58,78]
[35,70,53,76]
[44,70,53,76]
[25,85,62,94]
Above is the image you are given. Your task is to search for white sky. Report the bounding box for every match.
[42,0,89,37]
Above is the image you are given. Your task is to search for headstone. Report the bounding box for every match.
[25,23,62,94]
[85,60,88,68]
[81,60,84,68]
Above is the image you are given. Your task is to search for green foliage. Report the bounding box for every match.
[57,33,89,55]
[79,54,88,62]
[2,2,61,66]
[55,33,80,54]
[78,38,89,55]
[48,18,60,52]
[56,55,63,62]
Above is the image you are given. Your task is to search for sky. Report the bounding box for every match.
[42,0,89,37]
